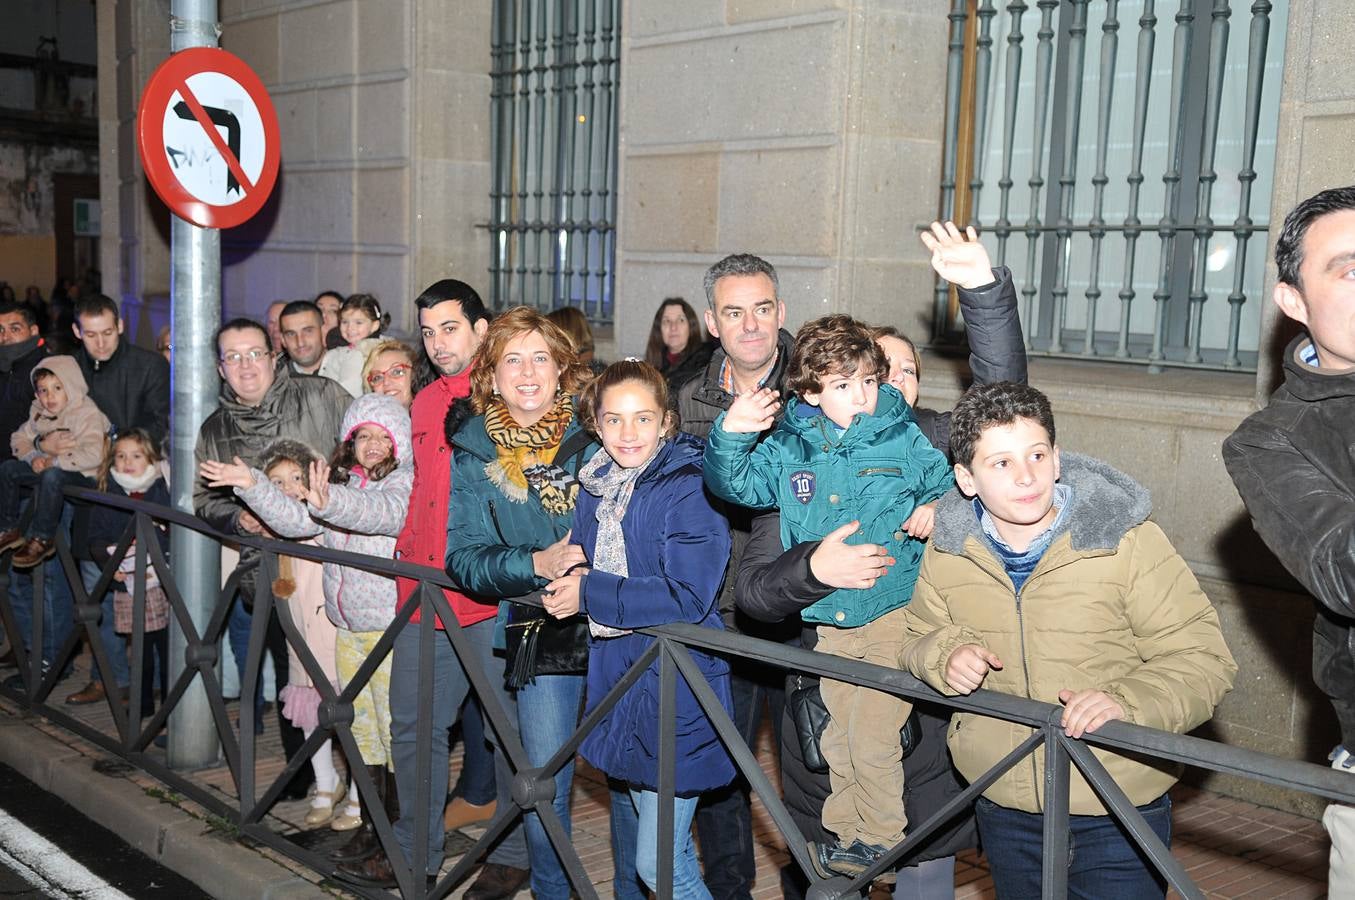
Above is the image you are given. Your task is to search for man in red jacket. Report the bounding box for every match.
[336,281,530,898]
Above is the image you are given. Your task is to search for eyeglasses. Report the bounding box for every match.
[366,363,412,387]
[220,349,272,367]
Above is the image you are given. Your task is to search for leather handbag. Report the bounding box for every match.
[503,595,589,688]
[787,672,922,775]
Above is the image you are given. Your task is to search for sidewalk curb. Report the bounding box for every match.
[0,710,329,899]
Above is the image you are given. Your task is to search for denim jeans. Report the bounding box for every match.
[453,693,497,806]
[7,504,74,668]
[608,779,647,900]
[388,619,527,876]
[0,460,90,542]
[516,673,585,900]
[226,595,265,720]
[975,793,1172,899]
[79,560,129,690]
[630,788,708,899]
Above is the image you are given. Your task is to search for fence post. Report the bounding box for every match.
[165,0,223,770]
[1042,728,1069,898]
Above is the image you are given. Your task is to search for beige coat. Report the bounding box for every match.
[11,355,111,479]
[900,453,1236,815]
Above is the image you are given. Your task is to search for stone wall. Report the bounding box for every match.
[612,0,950,355]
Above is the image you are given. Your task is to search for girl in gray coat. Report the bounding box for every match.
[201,391,412,852]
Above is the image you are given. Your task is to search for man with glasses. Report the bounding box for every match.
[194,317,351,801]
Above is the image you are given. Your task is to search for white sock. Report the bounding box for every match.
[341,778,361,815]
[310,738,340,800]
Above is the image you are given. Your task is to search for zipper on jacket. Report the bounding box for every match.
[1014,583,1041,812]
[487,500,511,545]
[858,466,902,477]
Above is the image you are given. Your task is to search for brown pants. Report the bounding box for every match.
[816,605,912,847]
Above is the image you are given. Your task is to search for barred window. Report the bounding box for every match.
[940,0,1286,372]
[489,0,620,324]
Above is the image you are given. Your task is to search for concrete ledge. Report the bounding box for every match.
[0,710,326,899]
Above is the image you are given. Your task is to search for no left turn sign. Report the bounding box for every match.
[136,48,280,230]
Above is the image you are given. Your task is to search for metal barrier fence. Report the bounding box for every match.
[2,487,1354,900]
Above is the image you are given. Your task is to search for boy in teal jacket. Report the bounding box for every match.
[703,315,952,878]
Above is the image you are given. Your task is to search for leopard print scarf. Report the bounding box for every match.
[483,395,580,516]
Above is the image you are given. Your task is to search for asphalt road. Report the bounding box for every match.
[0,760,211,898]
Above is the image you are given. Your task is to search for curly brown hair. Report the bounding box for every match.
[786,314,887,397]
[467,306,593,413]
[578,359,678,438]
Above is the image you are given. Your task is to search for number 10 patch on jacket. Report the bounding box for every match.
[790,470,815,504]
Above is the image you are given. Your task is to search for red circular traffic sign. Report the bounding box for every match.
[136,47,280,230]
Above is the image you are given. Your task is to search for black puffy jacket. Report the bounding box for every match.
[0,336,49,464]
[1224,335,1355,748]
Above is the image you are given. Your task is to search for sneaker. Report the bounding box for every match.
[812,838,890,879]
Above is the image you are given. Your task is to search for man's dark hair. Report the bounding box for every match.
[786,314,887,397]
[1275,185,1355,288]
[74,293,120,325]
[215,317,272,354]
[0,300,37,328]
[414,279,491,326]
[702,254,778,309]
[279,299,322,323]
[949,381,1056,468]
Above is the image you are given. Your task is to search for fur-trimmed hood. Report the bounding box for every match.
[931,451,1152,557]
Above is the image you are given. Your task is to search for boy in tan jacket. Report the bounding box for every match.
[900,382,1236,898]
[0,355,111,568]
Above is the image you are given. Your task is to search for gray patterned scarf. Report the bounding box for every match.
[577,441,666,638]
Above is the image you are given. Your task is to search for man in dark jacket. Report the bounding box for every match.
[672,253,795,900]
[1224,186,1355,894]
[72,294,170,445]
[195,317,351,798]
[735,230,1023,896]
[63,294,171,705]
[0,299,58,673]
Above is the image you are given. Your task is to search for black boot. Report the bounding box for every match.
[327,765,385,863]
[336,768,403,885]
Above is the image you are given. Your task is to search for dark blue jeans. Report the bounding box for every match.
[0,460,90,541]
[80,560,129,690]
[6,504,75,669]
[975,793,1171,899]
[453,693,497,807]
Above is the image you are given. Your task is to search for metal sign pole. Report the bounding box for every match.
[167,0,222,769]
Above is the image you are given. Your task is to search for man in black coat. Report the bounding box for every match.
[734,224,1023,898]
[0,300,54,671]
[71,294,170,446]
[62,294,171,706]
[1224,186,1355,895]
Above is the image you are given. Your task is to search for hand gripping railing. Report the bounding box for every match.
[2,487,1354,899]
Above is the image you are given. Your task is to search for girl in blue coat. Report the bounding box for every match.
[544,359,735,899]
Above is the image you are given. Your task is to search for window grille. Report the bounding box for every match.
[489,0,620,323]
[939,0,1285,372]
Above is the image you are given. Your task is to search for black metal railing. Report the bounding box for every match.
[489,0,619,323]
[2,487,1353,900]
[939,0,1283,372]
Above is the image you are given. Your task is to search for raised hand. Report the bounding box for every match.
[307,460,332,510]
[808,520,895,590]
[920,221,995,290]
[722,387,780,434]
[199,456,256,490]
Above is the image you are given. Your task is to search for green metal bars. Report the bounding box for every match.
[945,0,1284,372]
[490,0,619,323]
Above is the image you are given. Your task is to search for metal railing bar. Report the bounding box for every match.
[126,514,148,737]
[534,795,600,900]
[657,640,677,900]
[1062,735,1203,900]
[663,640,820,882]
[1041,723,1069,899]
[412,582,437,893]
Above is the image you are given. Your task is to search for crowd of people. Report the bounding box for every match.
[5,186,1355,899]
